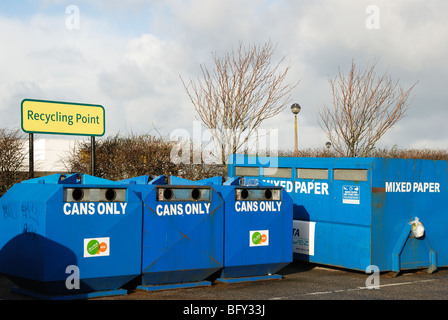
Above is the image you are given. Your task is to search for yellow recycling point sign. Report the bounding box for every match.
[21,99,105,136]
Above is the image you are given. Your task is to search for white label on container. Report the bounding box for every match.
[342,185,360,204]
[250,230,269,247]
[84,237,110,257]
[293,220,315,256]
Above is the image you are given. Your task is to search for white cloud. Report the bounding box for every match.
[0,0,447,152]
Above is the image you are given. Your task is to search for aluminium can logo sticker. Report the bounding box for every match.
[84,237,110,257]
[250,230,269,247]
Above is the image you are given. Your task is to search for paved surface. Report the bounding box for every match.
[2,261,447,301]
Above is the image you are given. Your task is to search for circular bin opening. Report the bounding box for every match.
[264,189,273,200]
[240,189,249,200]
[191,188,201,200]
[105,189,116,201]
[163,188,173,200]
[72,188,84,201]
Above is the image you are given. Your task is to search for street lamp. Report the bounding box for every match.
[325,141,331,156]
[291,103,301,157]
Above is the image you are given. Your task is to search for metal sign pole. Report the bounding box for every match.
[29,133,34,179]
[91,136,95,176]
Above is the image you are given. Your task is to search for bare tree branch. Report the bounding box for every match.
[0,128,27,195]
[319,59,418,157]
[181,40,299,163]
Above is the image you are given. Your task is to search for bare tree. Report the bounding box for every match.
[319,59,418,157]
[0,128,27,195]
[181,41,299,164]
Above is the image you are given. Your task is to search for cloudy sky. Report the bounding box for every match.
[1,0,447,153]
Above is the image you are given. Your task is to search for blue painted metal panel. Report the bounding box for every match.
[216,274,282,284]
[119,176,224,286]
[370,158,444,273]
[227,155,448,273]
[215,185,292,279]
[136,280,212,292]
[0,173,142,296]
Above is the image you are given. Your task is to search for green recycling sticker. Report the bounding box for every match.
[84,237,110,258]
[250,230,269,247]
[87,239,100,255]
[252,232,262,245]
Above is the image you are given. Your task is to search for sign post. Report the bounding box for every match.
[91,136,95,177]
[21,99,105,177]
[29,133,34,179]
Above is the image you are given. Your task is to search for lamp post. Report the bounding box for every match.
[325,141,331,156]
[291,103,301,157]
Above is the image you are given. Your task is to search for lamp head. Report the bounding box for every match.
[291,103,301,115]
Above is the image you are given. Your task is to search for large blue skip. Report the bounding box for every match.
[227,155,448,275]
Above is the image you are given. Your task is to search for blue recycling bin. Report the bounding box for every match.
[0,173,142,299]
[227,154,448,274]
[170,175,293,282]
[119,175,224,290]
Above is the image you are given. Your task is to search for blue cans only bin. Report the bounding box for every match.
[215,182,293,280]
[227,154,448,274]
[170,175,293,281]
[119,175,224,288]
[0,173,142,298]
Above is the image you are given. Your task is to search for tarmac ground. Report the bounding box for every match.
[1,261,447,301]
